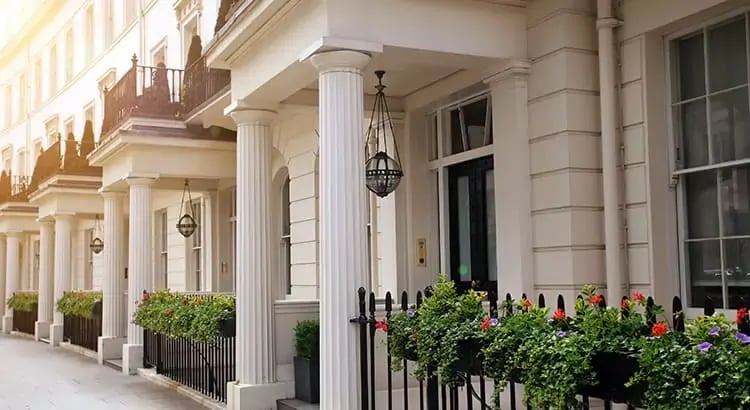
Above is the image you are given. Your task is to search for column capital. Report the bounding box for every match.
[126,177,156,187]
[100,189,127,198]
[5,231,23,239]
[484,60,531,85]
[36,217,55,225]
[52,212,76,222]
[226,103,277,127]
[310,50,371,74]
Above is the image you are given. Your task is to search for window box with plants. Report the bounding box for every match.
[7,292,38,312]
[56,290,102,318]
[293,320,320,403]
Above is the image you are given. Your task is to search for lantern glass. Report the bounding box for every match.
[90,237,104,254]
[365,151,403,197]
[177,214,197,238]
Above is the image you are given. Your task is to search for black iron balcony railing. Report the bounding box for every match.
[183,55,231,116]
[0,173,31,205]
[101,55,184,138]
[29,128,101,194]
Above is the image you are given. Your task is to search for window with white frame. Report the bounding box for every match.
[156,209,168,289]
[671,14,750,309]
[65,28,73,83]
[49,44,58,95]
[191,200,203,291]
[84,229,93,289]
[33,59,42,109]
[17,73,26,123]
[64,117,74,139]
[281,177,291,295]
[85,5,94,64]
[229,187,236,291]
[45,116,59,143]
[32,239,40,290]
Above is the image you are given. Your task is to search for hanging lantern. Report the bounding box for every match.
[89,214,104,254]
[177,179,197,238]
[364,70,403,198]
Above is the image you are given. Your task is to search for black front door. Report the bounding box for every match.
[448,156,496,292]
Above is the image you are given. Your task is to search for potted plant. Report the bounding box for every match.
[293,320,320,403]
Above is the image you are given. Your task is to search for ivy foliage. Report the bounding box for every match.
[7,292,38,312]
[294,320,320,359]
[56,290,102,319]
[132,289,235,345]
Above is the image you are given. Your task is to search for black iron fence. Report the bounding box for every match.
[12,304,37,335]
[142,293,236,403]
[354,287,739,410]
[63,301,102,351]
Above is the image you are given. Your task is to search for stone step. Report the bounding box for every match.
[38,337,51,345]
[104,359,123,372]
[277,399,319,410]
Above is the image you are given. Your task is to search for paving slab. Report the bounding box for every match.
[0,334,208,409]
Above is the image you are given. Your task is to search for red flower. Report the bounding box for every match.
[737,307,748,325]
[621,299,630,310]
[375,320,388,333]
[552,309,566,321]
[589,294,603,305]
[651,322,668,337]
[523,298,532,308]
[632,291,646,302]
[481,317,491,331]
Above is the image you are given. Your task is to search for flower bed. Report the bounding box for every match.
[56,290,102,318]
[7,292,38,312]
[133,289,235,344]
[382,275,750,409]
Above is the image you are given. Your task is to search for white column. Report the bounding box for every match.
[0,236,6,320]
[50,214,73,346]
[311,49,371,410]
[35,220,54,341]
[2,233,20,334]
[226,107,291,410]
[98,191,126,364]
[122,178,153,375]
[486,62,534,298]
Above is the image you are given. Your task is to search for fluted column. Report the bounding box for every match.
[50,214,73,346]
[2,233,21,334]
[229,108,276,387]
[35,221,54,340]
[0,236,6,320]
[122,178,153,375]
[98,191,127,364]
[310,49,371,410]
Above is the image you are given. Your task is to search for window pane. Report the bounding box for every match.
[485,170,496,282]
[674,33,706,102]
[708,17,747,92]
[674,100,708,168]
[688,240,723,307]
[456,176,472,281]
[723,238,750,308]
[710,87,750,163]
[463,98,489,150]
[685,171,719,238]
[449,108,464,155]
[428,114,438,161]
[720,166,750,236]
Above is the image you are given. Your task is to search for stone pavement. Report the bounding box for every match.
[0,333,209,410]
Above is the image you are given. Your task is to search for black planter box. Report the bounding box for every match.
[455,338,484,376]
[219,317,236,338]
[294,356,320,403]
[583,351,644,405]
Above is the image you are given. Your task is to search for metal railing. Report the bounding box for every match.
[142,293,236,403]
[63,301,102,352]
[183,55,231,116]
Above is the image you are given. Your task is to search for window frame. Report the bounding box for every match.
[190,199,203,291]
[667,9,750,311]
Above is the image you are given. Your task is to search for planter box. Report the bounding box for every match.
[219,317,236,338]
[294,356,320,403]
[455,338,483,376]
[583,351,644,405]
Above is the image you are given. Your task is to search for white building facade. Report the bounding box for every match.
[0,0,749,409]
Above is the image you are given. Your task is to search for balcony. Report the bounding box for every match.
[0,173,31,205]
[183,55,231,118]
[28,131,102,195]
[101,56,185,139]
[214,0,248,35]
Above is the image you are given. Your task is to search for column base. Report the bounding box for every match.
[50,323,64,346]
[2,315,12,334]
[98,336,126,365]
[122,343,143,375]
[34,321,50,341]
[226,381,294,410]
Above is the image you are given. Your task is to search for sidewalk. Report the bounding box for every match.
[0,333,207,409]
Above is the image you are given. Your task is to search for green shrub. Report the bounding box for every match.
[294,320,320,359]
[56,290,102,318]
[7,292,38,312]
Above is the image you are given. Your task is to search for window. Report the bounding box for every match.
[45,116,59,143]
[32,140,42,170]
[672,14,750,309]
[65,28,73,83]
[85,5,94,64]
[2,148,12,173]
[84,229,93,289]
[49,44,58,94]
[64,117,74,139]
[33,59,42,109]
[229,187,236,291]
[105,0,115,48]
[191,200,202,291]
[444,96,492,155]
[124,0,137,27]
[84,103,94,127]
[17,73,26,123]
[281,177,291,295]
[4,85,11,128]
[32,239,40,290]
[151,41,166,66]
[156,209,168,289]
